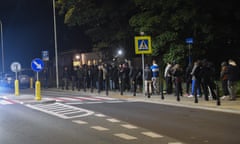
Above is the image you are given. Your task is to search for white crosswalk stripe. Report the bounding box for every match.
[0,100,14,105]
[0,98,17,105]
[44,96,128,104]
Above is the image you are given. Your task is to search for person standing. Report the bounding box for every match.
[150,60,160,94]
[185,63,193,96]
[200,60,217,100]
[61,66,70,90]
[190,60,202,103]
[164,62,173,94]
[226,59,240,100]
[172,64,183,101]
[144,64,152,98]
[220,61,229,99]
[76,65,83,91]
[97,64,103,93]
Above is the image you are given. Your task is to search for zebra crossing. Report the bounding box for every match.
[44,96,128,105]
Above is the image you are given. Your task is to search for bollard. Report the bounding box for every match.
[30,78,33,88]
[160,78,164,100]
[215,81,221,106]
[194,94,198,103]
[15,79,19,96]
[133,81,136,96]
[106,80,109,96]
[35,80,41,101]
[120,80,123,95]
[147,82,150,98]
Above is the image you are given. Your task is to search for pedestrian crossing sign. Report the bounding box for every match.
[134,36,152,54]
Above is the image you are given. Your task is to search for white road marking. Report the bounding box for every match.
[65,102,84,105]
[0,100,13,105]
[114,133,137,140]
[141,132,163,138]
[72,120,88,125]
[105,100,125,103]
[26,103,94,119]
[95,96,117,100]
[95,114,106,117]
[107,118,121,123]
[121,124,138,129]
[91,126,109,131]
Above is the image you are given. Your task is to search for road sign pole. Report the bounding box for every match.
[142,54,145,94]
[31,58,44,101]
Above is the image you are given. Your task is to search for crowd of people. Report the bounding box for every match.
[60,61,143,94]
[163,59,240,101]
[58,58,240,101]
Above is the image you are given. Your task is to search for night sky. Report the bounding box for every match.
[0,0,90,72]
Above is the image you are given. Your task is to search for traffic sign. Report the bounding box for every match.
[185,37,193,44]
[31,58,44,72]
[134,36,152,54]
[42,50,49,61]
[11,62,21,72]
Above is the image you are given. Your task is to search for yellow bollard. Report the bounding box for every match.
[35,80,41,101]
[15,79,19,96]
[30,78,33,88]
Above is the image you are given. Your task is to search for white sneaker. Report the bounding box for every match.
[221,96,228,100]
[188,95,194,98]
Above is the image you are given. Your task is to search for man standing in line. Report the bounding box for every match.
[150,60,160,94]
[226,59,240,100]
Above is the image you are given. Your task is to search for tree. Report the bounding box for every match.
[57,0,240,66]
[57,0,136,58]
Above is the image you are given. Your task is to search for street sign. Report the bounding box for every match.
[31,58,44,72]
[10,62,21,72]
[42,50,49,61]
[185,37,193,44]
[134,36,152,54]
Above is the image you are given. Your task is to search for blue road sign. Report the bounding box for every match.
[31,58,44,72]
[42,50,49,61]
[185,37,193,44]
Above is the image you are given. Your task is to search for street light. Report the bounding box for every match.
[0,20,4,74]
[117,49,123,56]
[52,0,59,88]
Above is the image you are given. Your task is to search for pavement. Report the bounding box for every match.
[1,88,240,114]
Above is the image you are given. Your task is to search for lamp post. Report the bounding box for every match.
[0,20,4,74]
[52,0,59,88]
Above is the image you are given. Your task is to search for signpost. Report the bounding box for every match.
[185,37,193,64]
[134,35,152,94]
[42,50,49,61]
[10,62,21,96]
[31,58,44,100]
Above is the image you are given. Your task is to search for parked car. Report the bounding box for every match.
[0,71,31,89]
[0,73,15,88]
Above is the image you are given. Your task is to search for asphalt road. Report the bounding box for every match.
[76,101,240,144]
[1,88,240,144]
[0,101,181,144]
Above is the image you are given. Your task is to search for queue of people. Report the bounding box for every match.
[60,62,143,95]
[164,59,240,101]
[59,58,240,101]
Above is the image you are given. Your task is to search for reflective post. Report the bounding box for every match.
[30,77,33,88]
[15,80,19,96]
[35,72,41,100]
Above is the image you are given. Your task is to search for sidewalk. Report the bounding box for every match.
[94,90,240,114]
[2,88,240,114]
